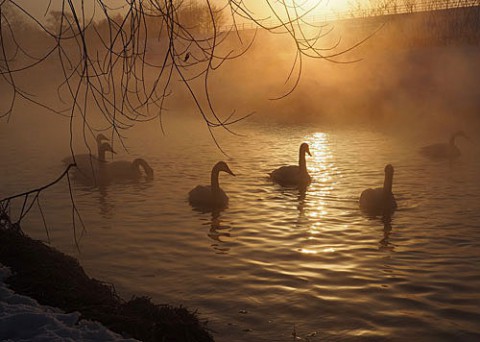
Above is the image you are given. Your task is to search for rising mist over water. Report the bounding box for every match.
[2,5,480,138]
[197,19,480,133]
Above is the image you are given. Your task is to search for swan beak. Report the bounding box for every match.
[226,166,235,177]
[458,131,470,141]
[307,148,312,157]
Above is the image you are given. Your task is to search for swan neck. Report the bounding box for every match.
[98,145,106,162]
[299,149,307,173]
[449,135,456,145]
[383,172,393,194]
[211,167,220,192]
[133,159,153,177]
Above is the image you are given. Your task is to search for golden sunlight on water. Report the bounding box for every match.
[1,115,480,341]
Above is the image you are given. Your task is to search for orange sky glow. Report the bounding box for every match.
[15,0,358,23]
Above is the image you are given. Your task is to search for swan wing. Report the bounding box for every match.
[189,185,211,203]
[270,165,300,183]
[188,185,228,210]
[359,188,382,208]
[103,160,137,179]
[270,165,310,186]
[420,143,460,159]
[359,188,396,216]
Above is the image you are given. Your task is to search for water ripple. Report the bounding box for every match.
[2,120,480,341]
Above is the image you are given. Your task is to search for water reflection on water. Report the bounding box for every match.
[1,117,480,341]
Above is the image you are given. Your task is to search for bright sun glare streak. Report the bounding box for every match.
[309,132,333,184]
[298,132,337,256]
[300,248,318,255]
[302,0,353,17]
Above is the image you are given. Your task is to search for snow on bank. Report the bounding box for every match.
[0,264,138,342]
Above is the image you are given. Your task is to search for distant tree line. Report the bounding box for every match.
[343,0,480,47]
[347,0,480,17]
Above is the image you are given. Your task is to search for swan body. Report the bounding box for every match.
[360,164,397,216]
[420,131,468,160]
[68,142,115,185]
[270,142,311,187]
[189,161,235,210]
[101,158,154,181]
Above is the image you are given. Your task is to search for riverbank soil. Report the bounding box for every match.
[0,217,213,342]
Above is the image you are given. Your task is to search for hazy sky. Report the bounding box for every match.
[13,0,124,20]
[15,0,95,20]
[14,0,355,23]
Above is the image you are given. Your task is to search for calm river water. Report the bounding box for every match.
[1,113,480,341]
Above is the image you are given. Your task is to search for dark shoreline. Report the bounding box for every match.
[0,219,213,342]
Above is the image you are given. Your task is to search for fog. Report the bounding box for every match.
[2,5,480,151]
[197,18,480,137]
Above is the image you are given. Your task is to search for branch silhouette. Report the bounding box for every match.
[1,0,376,237]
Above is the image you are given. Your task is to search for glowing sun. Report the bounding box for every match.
[304,0,353,15]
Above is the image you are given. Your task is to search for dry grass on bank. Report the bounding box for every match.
[0,213,213,342]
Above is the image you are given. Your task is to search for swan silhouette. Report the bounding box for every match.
[269,142,312,187]
[68,142,115,185]
[101,158,154,181]
[359,164,397,216]
[420,131,468,160]
[62,133,110,166]
[189,161,235,210]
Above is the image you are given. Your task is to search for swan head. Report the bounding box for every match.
[450,130,469,144]
[96,133,109,144]
[215,161,235,177]
[300,143,312,156]
[456,130,469,141]
[145,166,154,180]
[100,142,116,154]
[384,164,394,176]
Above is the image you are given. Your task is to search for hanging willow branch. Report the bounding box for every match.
[0,0,373,240]
[0,1,371,149]
[0,164,84,247]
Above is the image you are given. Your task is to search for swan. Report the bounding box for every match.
[62,133,110,165]
[101,158,154,181]
[269,142,312,187]
[68,142,115,185]
[189,161,235,210]
[359,164,397,216]
[420,131,468,160]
